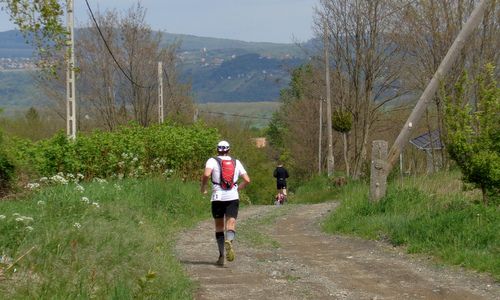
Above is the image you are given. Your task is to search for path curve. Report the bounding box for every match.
[175,202,499,299]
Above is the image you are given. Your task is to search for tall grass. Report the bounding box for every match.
[0,177,210,299]
[289,175,340,204]
[323,171,500,280]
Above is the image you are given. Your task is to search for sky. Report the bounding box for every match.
[0,0,319,44]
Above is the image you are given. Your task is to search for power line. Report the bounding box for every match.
[198,109,319,126]
[198,110,274,121]
[84,0,155,89]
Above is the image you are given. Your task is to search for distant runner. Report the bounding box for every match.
[273,162,289,202]
[201,140,251,266]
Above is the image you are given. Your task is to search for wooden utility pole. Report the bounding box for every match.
[158,61,164,124]
[66,0,76,139]
[318,97,323,174]
[324,19,334,177]
[384,0,491,175]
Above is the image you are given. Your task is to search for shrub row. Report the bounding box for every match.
[7,122,219,181]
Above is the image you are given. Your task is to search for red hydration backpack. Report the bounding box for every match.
[213,157,236,190]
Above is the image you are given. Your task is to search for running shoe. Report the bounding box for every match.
[216,255,225,266]
[224,240,235,262]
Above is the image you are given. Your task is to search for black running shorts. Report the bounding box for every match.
[211,200,239,219]
[277,181,287,190]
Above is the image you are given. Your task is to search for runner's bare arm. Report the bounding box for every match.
[200,168,212,194]
[237,173,250,191]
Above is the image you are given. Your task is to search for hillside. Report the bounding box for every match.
[0,30,309,108]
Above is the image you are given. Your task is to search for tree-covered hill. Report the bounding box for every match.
[0,30,309,108]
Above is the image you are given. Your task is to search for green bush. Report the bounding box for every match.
[9,122,218,181]
[444,64,500,204]
[0,130,15,195]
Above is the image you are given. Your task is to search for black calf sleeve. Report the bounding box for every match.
[215,231,225,257]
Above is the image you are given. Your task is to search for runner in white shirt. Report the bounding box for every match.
[200,141,251,266]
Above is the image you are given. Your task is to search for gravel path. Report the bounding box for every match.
[175,202,499,300]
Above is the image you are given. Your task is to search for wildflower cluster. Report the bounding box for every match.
[26,172,85,191]
[0,213,35,234]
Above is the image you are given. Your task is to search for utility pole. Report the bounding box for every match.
[318,97,323,174]
[66,0,76,139]
[324,18,334,177]
[384,0,491,174]
[158,61,164,123]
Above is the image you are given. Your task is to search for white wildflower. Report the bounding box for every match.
[122,152,129,159]
[118,161,125,168]
[50,174,68,185]
[39,177,48,182]
[81,197,90,204]
[75,185,85,193]
[92,202,100,208]
[77,173,84,180]
[114,183,122,191]
[138,221,144,225]
[67,173,75,179]
[16,216,34,223]
[25,226,34,231]
[73,222,81,229]
[12,213,20,217]
[26,183,40,190]
[132,157,138,162]
[94,178,107,184]
[0,215,6,220]
[37,200,45,206]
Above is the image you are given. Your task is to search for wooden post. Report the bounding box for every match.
[324,18,334,177]
[370,140,388,202]
[384,0,490,174]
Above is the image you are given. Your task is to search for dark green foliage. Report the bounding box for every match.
[332,110,352,133]
[444,64,500,204]
[9,122,219,181]
[0,129,15,195]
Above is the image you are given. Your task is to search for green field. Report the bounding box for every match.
[197,101,280,128]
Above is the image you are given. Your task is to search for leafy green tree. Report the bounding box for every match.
[444,64,500,205]
[0,0,67,70]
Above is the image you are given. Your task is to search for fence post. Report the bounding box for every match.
[370,140,388,202]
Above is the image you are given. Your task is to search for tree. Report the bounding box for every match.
[396,0,499,170]
[274,64,326,178]
[0,0,67,72]
[314,0,408,178]
[36,3,194,129]
[444,64,499,204]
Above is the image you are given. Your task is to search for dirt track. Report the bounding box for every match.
[175,202,499,300]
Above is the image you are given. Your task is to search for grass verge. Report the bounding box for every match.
[288,175,339,204]
[0,177,210,299]
[323,171,500,280]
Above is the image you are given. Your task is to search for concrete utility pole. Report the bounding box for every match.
[66,0,76,139]
[324,19,334,177]
[158,61,164,123]
[384,0,491,175]
[370,140,388,202]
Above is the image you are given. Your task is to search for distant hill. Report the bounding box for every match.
[0,30,310,107]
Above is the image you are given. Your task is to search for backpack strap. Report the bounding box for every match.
[211,156,237,186]
[211,157,222,185]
